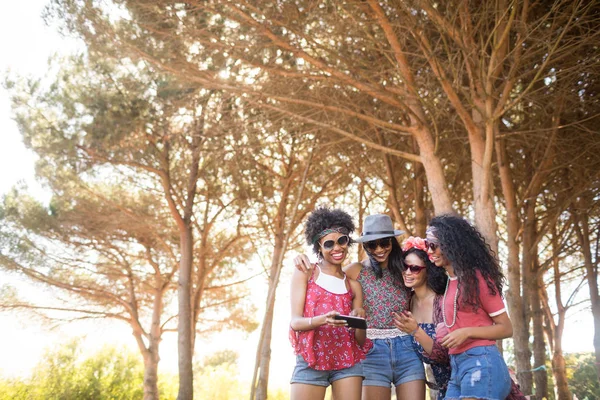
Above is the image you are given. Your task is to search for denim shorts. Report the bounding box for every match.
[290,355,365,386]
[445,345,511,400]
[362,335,425,387]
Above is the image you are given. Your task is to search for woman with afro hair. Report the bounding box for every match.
[425,214,513,400]
[289,207,372,400]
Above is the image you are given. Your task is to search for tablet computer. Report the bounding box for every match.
[334,315,367,329]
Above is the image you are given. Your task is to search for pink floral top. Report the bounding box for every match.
[289,271,372,370]
[357,261,410,329]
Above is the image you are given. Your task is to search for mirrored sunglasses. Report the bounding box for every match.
[321,235,350,250]
[364,237,393,251]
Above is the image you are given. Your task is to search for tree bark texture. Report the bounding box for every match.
[177,225,194,400]
[573,201,600,383]
[549,236,573,400]
[495,137,532,394]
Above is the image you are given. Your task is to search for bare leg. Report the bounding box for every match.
[291,383,327,400]
[395,379,426,400]
[362,385,391,400]
[329,377,362,400]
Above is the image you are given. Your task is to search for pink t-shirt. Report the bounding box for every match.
[442,271,506,355]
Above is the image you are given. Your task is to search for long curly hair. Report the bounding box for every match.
[403,247,447,295]
[428,214,505,309]
[365,237,405,286]
[304,207,356,257]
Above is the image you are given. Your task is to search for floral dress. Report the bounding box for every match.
[289,270,372,370]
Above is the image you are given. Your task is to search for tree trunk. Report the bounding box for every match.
[521,198,537,396]
[381,142,410,236]
[177,225,194,400]
[412,130,454,217]
[573,200,600,382]
[142,352,161,400]
[531,268,548,399]
[468,112,498,253]
[495,137,532,394]
[413,138,427,237]
[549,235,572,400]
[252,241,285,400]
[250,151,314,400]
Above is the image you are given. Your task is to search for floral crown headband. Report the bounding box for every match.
[401,236,428,252]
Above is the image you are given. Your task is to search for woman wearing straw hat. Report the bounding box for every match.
[294,214,425,400]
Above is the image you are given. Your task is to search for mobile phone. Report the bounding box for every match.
[333,315,368,329]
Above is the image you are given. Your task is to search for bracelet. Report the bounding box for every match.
[309,317,313,327]
[409,327,419,336]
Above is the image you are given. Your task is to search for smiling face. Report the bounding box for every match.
[363,236,393,266]
[426,229,452,272]
[319,232,349,266]
[402,252,428,289]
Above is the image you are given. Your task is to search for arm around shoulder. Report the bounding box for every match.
[343,261,363,281]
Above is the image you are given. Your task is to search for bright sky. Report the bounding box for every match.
[0,0,295,388]
[0,0,594,391]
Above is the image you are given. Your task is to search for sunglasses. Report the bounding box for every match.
[320,235,350,250]
[424,238,439,252]
[364,237,393,251]
[403,264,427,274]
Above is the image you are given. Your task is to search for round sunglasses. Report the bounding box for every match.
[320,235,350,250]
[403,264,427,274]
[424,238,439,252]
[364,237,393,251]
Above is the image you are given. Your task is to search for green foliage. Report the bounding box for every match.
[566,352,600,400]
[0,339,154,400]
[200,349,239,370]
[0,342,294,400]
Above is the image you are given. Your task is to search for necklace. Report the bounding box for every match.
[442,277,459,328]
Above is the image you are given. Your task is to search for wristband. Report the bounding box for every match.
[409,327,419,336]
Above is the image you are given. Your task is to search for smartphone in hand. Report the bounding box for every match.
[334,315,368,329]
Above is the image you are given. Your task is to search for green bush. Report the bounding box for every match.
[566,352,600,400]
[0,339,152,400]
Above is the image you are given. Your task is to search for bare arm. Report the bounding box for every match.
[290,268,346,331]
[392,311,435,354]
[343,261,363,281]
[290,268,311,331]
[349,278,367,346]
[440,311,513,349]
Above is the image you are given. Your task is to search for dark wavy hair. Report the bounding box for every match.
[304,207,356,257]
[402,247,447,295]
[428,214,505,309]
[364,237,405,286]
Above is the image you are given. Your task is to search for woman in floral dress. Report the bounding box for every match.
[290,207,372,400]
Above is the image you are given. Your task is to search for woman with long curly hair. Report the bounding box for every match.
[425,214,513,400]
[294,214,426,400]
[289,207,372,400]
